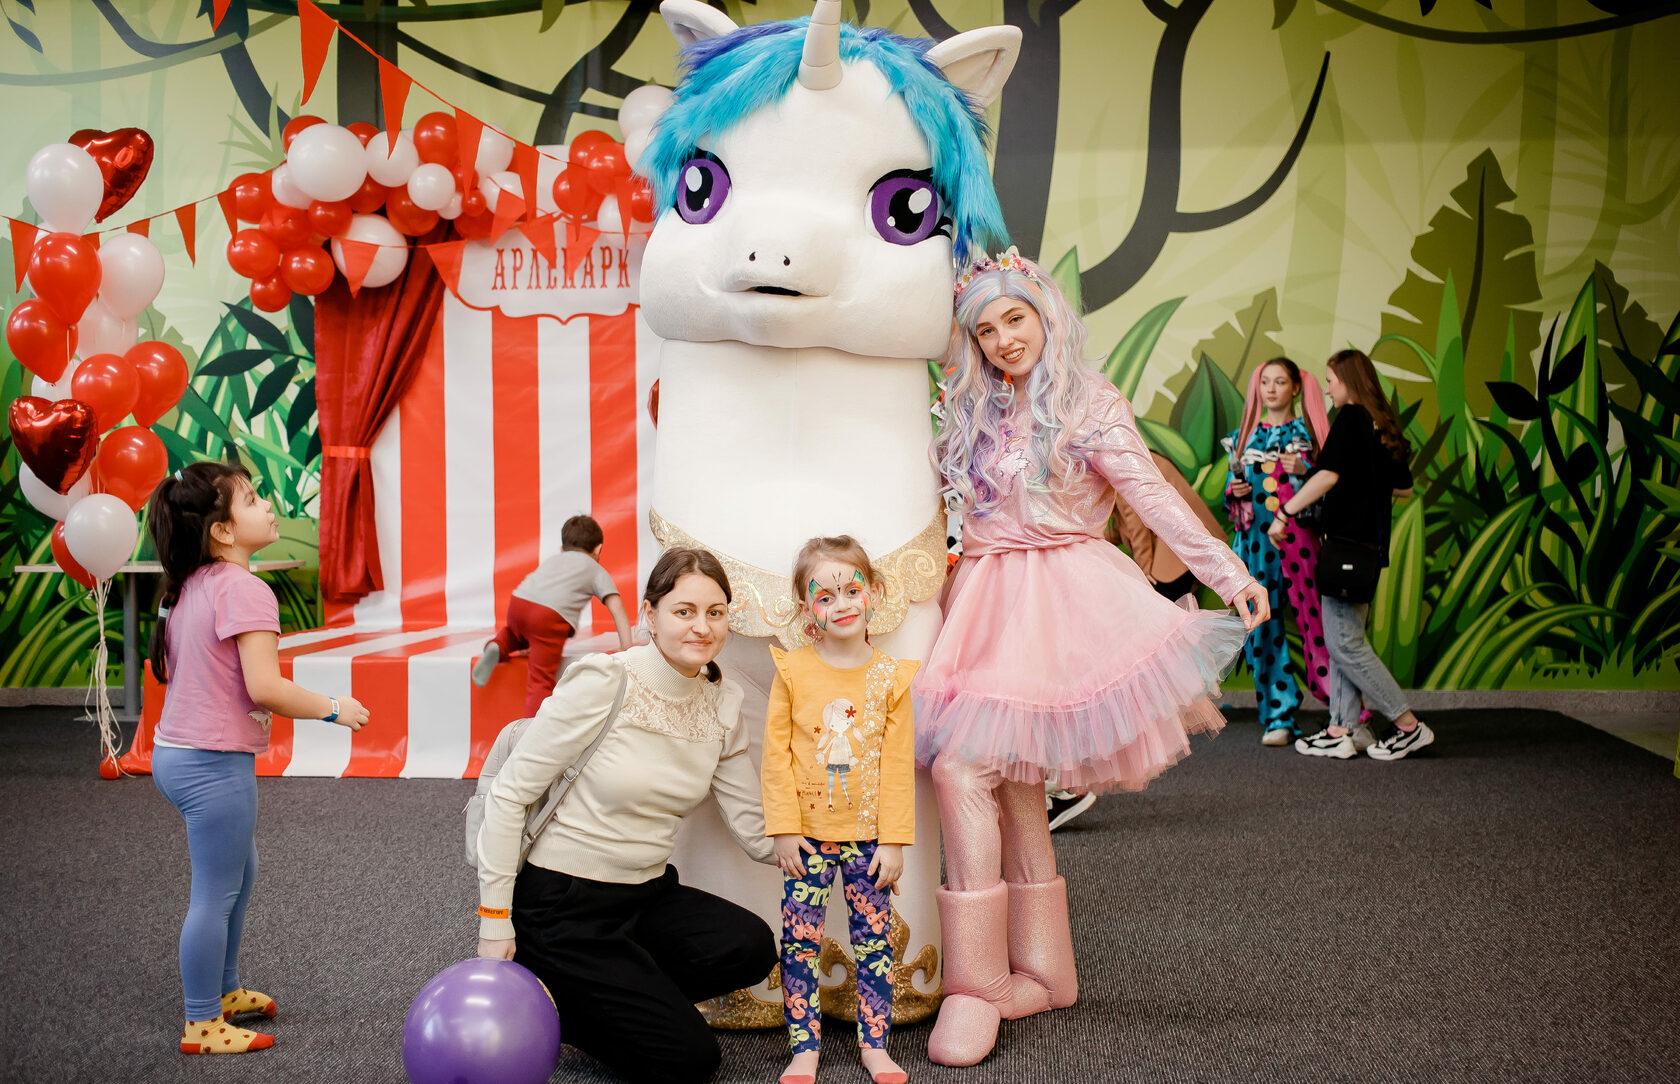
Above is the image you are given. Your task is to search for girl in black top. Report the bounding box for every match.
[1266,350,1434,761]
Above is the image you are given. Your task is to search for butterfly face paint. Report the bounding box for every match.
[804,561,873,641]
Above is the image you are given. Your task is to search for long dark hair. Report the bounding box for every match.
[643,547,732,683]
[146,462,251,684]
[1327,349,1411,464]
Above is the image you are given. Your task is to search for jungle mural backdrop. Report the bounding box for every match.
[1,0,1676,692]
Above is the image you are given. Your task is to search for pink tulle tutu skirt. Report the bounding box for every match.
[912,538,1247,794]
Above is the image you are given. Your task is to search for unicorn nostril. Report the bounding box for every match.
[748,252,756,262]
[782,256,790,266]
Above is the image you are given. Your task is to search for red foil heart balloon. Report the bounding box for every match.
[7,396,99,493]
[68,128,155,223]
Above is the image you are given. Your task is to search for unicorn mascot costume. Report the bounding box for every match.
[622,0,1020,1034]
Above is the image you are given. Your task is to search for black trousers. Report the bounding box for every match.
[511,863,776,1084]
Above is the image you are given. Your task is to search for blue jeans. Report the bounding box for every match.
[152,746,259,1020]
[1321,595,1410,728]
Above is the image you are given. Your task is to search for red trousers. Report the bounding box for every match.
[494,596,576,718]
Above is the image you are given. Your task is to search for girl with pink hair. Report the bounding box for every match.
[912,249,1269,1066]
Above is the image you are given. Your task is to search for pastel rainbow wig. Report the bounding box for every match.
[933,254,1095,516]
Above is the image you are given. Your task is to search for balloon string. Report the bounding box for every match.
[85,580,123,773]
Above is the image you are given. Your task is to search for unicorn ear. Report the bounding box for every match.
[924,26,1022,109]
[659,0,739,49]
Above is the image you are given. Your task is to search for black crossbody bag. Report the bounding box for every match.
[1317,535,1385,604]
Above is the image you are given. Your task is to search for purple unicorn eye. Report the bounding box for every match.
[869,171,944,245]
[676,155,730,224]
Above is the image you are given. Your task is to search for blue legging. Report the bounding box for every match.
[152,746,259,1021]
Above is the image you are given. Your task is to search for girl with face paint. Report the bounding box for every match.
[760,535,920,1084]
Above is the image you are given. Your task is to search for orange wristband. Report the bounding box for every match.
[477,905,510,920]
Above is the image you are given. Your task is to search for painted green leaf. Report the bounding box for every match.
[1371,497,1425,685]
[1050,247,1082,316]
[1136,417,1198,480]
[1188,288,1284,390]
[1170,354,1245,469]
[540,0,567,33]
[1102,297,1184,401]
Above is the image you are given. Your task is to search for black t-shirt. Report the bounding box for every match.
[1312,403,1413,551]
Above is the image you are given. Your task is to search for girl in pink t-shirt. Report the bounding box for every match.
[146,462,370,1055]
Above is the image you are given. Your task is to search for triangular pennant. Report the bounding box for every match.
[563,220,599,279]
[339,237,379,296]
[518,215,558,273]
[427,239,466,295]
[127,219,150,238]
[298,0,337,107]
[216,187,239,237]
[211,0,232,30]
[512,142,540,221]
[175,204,197,264]
[613,178,637,242]
[378,58,412,150]
[455,109,484,187]
[9,219,39,291]
[489,187,526,243]
[82,232,101,249]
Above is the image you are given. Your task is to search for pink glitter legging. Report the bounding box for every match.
[931,754,1058,892]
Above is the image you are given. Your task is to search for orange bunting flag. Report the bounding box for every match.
[379,59,412,150]
[127,219,150,238]
[211,0,232,31]
[9,219,38,291]
[518,216,559,273]
[175,204,197,264]
[489,188,526,245]
[613,178,638,242]
[82,232,101,250]
[299,0,337,107]
[428,239,466,294]
[563,220,599,279]
[216,187,239,238]
[512,142,540,223]
[339,238,379,296]
[455,110,484,188]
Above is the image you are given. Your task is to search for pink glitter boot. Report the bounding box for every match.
[1006,876,1079,1010]
[927,882,1050,1066]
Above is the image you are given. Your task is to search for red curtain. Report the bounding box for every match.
[314,225,449,606]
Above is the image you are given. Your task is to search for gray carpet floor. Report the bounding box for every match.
[1,706,1677,1083]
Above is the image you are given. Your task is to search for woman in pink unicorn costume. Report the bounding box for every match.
[912,249,1269,1066]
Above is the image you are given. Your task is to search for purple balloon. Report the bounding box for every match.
[403,958,560,1084]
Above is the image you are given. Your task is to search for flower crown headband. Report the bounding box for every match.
[954,245,1042,300]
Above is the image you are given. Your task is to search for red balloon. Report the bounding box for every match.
[230,172,273,223]
[282,114,326,151]
[584,143,629,195]
[52,522,97,590]
[385,189,440,237]
[5,299,78,382]
[68,127,155,223]
[28,233,102,325]
[259,205,312,250]
[349,176,390,214]
[250,272,293,313]
[308,199,353,238]
[95,426,168,513]
[628,179,655,223]
[453,209,493,241]
[70,352,141,432]
[413,112,459,167]
[7,396,98,492]
[226,228,281,279]
[568,130,615,171]
[280,247,336,296]
[127,341,190,427]
[346,121,381,146]
[461,188,487,218]
[552,168,604,219]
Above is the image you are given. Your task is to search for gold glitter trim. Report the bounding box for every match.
[695,907,942,1030]
[649,509,948,647]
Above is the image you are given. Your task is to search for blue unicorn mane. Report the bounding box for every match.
[640,17,1008,261]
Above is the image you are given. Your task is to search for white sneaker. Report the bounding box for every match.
[470,643,500,687]
[1261,727,1293,747]
[1047,792,1096,831]
[1295,728,1356,759]
[1367,720,1434,761]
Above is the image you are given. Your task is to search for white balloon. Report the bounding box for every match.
[270,164,313,209]
[32,362,78,401]
[594,192,624,233]
[479,171,524,212]
[19,461,92,521]
[331,213,409,289]
[473,128,515,176]
[25,144,103,234]
[623,129,653,174]
[407,163,456,211]
[618,84,674,135]
[288,124,369,203]
[76,299,138,358]
[96,234,165,318]
[365,128,420,187]
[439,192,464,220]
[64,494,138,583]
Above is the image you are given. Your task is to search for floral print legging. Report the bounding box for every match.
[779,838,894,1052]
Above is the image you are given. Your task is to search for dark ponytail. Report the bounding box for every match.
[146,462,251,684]
[643,547,732,683]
